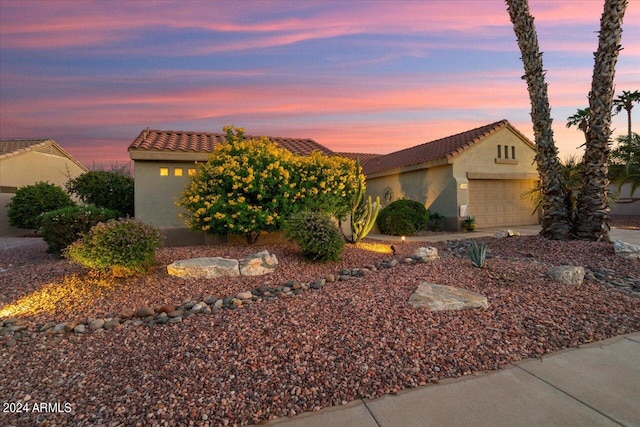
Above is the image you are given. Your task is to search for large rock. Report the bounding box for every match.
[547,265,585,285]
[493,229,520,238]
[167,257,240,278]
[414,247,439,261]
[613,240,640,260]
[409,282,488,311]
[239,250,278,276]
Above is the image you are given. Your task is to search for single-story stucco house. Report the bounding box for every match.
[358,120,540,231]
[128,121,540,244]
[0,139,88,236]
[128,129,336,246]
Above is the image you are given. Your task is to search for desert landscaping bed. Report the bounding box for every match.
[1,235,639,426]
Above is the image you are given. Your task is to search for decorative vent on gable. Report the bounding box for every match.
[35,143,65,158]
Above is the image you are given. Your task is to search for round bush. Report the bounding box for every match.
[377,199,429,235]
[40,206,119,255]
[64,218,163,277]
[284,211,344,261]
[65,169,134,218]
[7,182,75,230]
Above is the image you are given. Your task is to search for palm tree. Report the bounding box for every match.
[566,108,590,144]
[574,0,627,242]
[506,0,572,240]
[613,90,640,140]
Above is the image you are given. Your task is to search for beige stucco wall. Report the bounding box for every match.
[133,160,197,228]
[452,126,538,211]
[366,164,459,230]
[0,151,87,236]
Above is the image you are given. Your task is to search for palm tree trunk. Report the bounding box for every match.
[575,0,627,241]
[506,0,572,240]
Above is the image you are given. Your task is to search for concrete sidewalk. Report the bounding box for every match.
[268,333,640,427]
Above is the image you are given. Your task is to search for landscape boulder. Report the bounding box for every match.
[547,265,585,286]
[408,282,488,311]
[613,240,640,260]
[239,250,278,276]
[493,229,521,238]
[167,257,240,279]
[413,247,439,261]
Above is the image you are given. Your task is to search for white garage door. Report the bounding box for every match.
[469,179,539,228]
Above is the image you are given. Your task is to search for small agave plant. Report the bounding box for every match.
[468,240,488,268]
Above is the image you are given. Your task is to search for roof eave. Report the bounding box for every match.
[365,157,450,178]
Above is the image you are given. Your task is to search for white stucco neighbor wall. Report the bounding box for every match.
[0,150,87,236]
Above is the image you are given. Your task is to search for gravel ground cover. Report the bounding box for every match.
[1,235,639,426]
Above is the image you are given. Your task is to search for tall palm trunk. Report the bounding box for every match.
[506,0,572,240]
[575,0,627,241]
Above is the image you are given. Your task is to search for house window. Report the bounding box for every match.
[512,146,516,159]
[504,145,509,159]
[497,145,502,158]
[160,167,169,176]
[174,168,183,177]
[188,168,196,177]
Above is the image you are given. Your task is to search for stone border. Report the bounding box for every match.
[3,241,639,347]
[0,251,439,346]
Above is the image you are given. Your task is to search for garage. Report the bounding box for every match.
[469,179,539,228]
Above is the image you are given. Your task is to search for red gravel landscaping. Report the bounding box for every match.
[1,236,639,426]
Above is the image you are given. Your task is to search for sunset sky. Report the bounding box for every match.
[1,0,638,168]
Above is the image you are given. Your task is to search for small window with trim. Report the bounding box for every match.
[512,146,516,159]
[174,168,183,177]
[160,167,169,176]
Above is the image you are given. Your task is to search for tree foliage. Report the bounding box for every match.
[65,167,134,217]
[7,182,75,230]
[177,126,361,244]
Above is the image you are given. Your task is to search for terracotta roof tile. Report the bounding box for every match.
[335,152,382,170]
[362,120,530,175]
[128,129,334,157]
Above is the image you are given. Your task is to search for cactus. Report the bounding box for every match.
[468,240,488,268]
[340,160,380,243]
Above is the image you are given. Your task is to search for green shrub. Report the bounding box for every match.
[284,211,344,261]
[377,199,429,235]
[40,206,119,255]
[65,167,134,217]
[427,211,445,231]
[65,218,163,277]
[7,182,75,230]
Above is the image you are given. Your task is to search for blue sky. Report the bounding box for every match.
[1,0,638,168]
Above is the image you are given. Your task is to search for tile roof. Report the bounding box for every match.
[362,120,533,175]
[128,129,334,157]
[0,139,88,171]
[0,139,53,157]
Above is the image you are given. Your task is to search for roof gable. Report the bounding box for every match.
[128,129,334,159]
[0,139,88,171]
[362,120,535,175]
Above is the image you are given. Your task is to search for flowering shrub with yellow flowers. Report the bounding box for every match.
[177,126,361,244]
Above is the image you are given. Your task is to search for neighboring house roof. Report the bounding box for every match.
[128,129,334,158]
[362,120,535,175]
[0,139,88,172]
